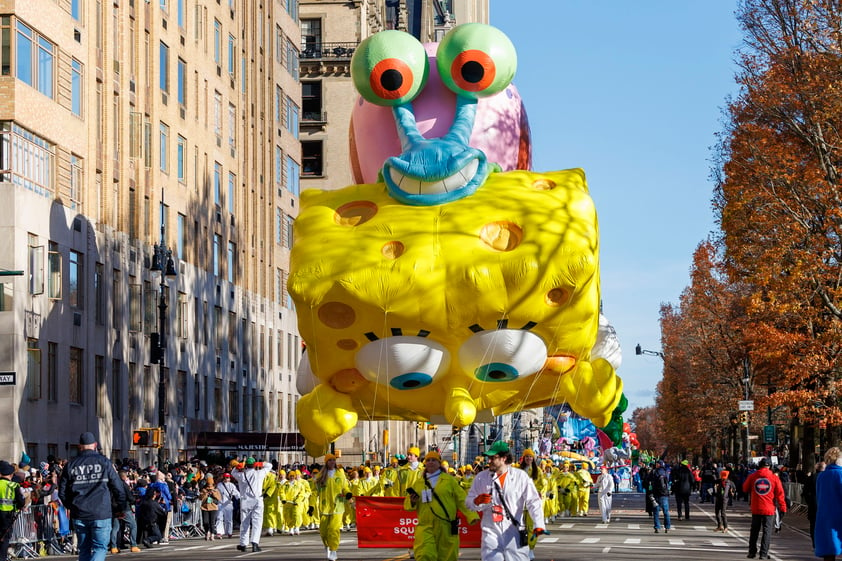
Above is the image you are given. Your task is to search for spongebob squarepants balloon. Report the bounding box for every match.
[289,23,624,457]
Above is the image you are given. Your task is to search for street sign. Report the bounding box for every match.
[763,425,776,443]
[738,400,754,411]
[0,372,15,385]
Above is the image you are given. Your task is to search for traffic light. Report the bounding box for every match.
[132,428,163,447]
[739,411,749,425]
[132,429,152,447]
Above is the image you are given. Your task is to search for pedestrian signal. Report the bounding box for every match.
[739,411,749,425]
[132,429,152,446]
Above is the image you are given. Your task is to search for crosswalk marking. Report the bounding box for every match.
[559,523,574,529]
[541,537,559,543]
[595,523,609,528]
[208,545,229,550]
[580,537,600,544]
[693,526,707,531]
[710,539,728,547]
[627,524,640,530]
[623,538,641,544]
[668,539,685,545]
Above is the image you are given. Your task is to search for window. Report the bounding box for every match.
[275,207,282,245]
[177,0,185,28]
[301,141,323,176]
[213,19,221,65]
[227,241,235,283]
[47,341,57,402]
[227,172,235,214]
[286,0,298,20]
[213,91,222,143]
[159,41,169,94]
[70,154,82,208]
[69,347,83,404]
[71,0,81,20]
[302,81,322,121]
[284,155,300,196]
[112,269,122,328]
[71,60,83,116]
[159,122,169,172]
[0,122,56,198]
[129,282,142,332]
[229,381,239,423]
[95,355,105,417]
[276,268,285,303]
[213,234,220,276]
[177,370,186,417]
[26,339,40,400]
[227,34,235,76]
[177,213,185,259]
[176,135,186,182]
[29,236,44,295]
[284,214,294,249]
[36,35,54,98]
[5,20,55,97]
[177,58,186,107]
[69,250,83,309]
[275,85,283,123]
[113,359,122,420]
[0,279,12,311]
[228,103,236,154]
[284,95,299,138]
[177,293,188,339]
[274,146,282,189]
[47,241,60,299]
[94,263,104,325]
[300,19,321,55]
[213,161,221,206]
[285,38,299,80]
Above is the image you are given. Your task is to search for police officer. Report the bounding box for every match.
[0,460,25,561]
[58,432,127,561]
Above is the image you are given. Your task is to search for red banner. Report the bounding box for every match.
[355,496,482,548]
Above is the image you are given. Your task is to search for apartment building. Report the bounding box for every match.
[0,0,304,465]
[297,0,489,466]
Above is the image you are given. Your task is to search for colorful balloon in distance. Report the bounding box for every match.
[289,23,624,457]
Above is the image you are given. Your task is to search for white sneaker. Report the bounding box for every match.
[327,550,337,561]
[529,550,535,560]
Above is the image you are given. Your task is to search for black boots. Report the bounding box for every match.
[251,543,261,552]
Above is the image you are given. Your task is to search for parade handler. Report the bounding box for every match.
[466,442,548,561]
[404,451,478,561]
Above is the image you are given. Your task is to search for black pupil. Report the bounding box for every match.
[402,379,420,388]
[380,69,404,92]
[461,60,485,84]
[488,370,507,380]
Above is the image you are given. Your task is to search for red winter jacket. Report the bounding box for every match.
[742,467,787,516]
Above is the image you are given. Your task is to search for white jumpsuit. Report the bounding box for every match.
[466,468,546,561]
[214,479,240,536]
[233,463,272,547]
[595,472,615,523]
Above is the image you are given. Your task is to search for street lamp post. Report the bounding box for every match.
[150,210,177,467]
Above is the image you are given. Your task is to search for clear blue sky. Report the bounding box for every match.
[490,2,743,417]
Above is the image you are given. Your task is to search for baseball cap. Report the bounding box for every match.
[483,441,510,457]
[79,432,97,445]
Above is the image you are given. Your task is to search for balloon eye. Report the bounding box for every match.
[458,329,547,383]
[437,23,517,99]
[450,50,496,93]
[370,59,415,101]
[355,336,450,389]
[351,30,428,107]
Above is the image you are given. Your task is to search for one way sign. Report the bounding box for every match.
[0,372,16,385]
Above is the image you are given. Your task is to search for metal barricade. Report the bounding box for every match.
[9,503,75,558]
[170,498,203,539]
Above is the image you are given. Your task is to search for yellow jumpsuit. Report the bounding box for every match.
[575,467,593,516]
[558,469,579,516]
[403,470,478,561]
[261,471,283,532]
[315,469,351,553]
[281,476,308,532]
[381,465,400,497]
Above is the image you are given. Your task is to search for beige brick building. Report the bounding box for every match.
[0,0,304,465]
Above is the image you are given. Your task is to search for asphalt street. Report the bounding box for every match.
[41,493,815,561]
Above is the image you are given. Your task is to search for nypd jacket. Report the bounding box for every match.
[59,450,127,521]
[742,467,786,516]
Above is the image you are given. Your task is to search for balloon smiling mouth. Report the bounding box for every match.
[385,158,480,200]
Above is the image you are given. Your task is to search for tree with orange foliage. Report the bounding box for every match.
[713,0,842,461]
